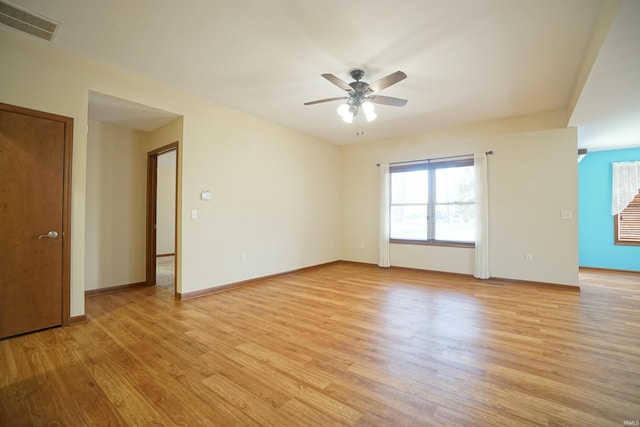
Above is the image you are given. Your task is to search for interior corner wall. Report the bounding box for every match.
[341,116,579,286]
[85,120,148,291]
[579,146,640,271]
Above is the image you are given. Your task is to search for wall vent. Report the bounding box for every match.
[0,1,59,42]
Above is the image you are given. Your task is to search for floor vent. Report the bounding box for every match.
[0,1,59,42]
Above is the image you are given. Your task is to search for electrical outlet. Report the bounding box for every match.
[560,210,573,220]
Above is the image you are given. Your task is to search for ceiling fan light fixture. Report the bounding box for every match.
[362,101,374,114]
[362,101,376,122]
[308,69,407,124]
[338,103,356,123]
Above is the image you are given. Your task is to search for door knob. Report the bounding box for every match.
[38,231,59,239]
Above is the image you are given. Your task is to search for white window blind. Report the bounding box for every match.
[616,190,640,244]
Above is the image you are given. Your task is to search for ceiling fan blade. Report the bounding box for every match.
[368,71,407,93]
[304,96,348,106]
[321,73,352,91]
[369,95,408,107]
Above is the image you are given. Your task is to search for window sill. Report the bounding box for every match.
[614,240,640,246]
[390,239,475,249]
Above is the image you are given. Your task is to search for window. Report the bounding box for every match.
[390,159,475,245]
[615,190,640,245]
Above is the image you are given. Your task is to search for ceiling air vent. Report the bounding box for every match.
[0,1,59,42]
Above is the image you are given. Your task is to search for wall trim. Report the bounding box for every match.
[483,276,580,292]
[69,315,87,325]
[85,281,148,297]
[340,261,581,291]
[82,261,582,303]
[177,261,340,300]
[579,266,640,275]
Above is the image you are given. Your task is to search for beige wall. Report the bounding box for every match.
[178,113,341,292]
[85,118,181,292]
[341,110,579,285]
[85,121,148,290]
[1,30,341,314]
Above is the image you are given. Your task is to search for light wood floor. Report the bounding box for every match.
[1,263,639,426]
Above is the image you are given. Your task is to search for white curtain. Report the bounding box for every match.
[474,153,489,279]
[378,163,391,268]
[612,161,640,215]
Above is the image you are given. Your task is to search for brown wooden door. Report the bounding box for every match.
[0,103,72,339]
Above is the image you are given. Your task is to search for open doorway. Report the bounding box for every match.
[86,91,182,296]
[147,143,178,294]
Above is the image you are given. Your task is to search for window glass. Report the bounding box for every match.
[390,205,428,240]
[390,160,475,244]
[435,167,475,203]
[435,166,475,242]
[391,170,428,204]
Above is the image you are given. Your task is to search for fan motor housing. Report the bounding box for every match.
[350,69,366,81]
[349,81,369,93]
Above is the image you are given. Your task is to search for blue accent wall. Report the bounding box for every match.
[579,147,640,271]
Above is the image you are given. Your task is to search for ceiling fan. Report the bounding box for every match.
[304,69,408,123]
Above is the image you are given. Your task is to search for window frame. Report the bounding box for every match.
[614,189,640,246]
[389,158,475,248]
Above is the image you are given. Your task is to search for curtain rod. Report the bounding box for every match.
[376,151,493,167]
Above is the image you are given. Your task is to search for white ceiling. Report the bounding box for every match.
[567,0,640,151]
[5,0,639,150]
[88,91,180,132]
